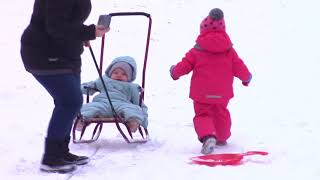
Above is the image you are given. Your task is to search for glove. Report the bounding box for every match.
[81,83,97,95]
[169,65,178,80]
[242,74,252,86]
[81,83,94,90]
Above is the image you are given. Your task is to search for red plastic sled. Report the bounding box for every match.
[191,151,268,166]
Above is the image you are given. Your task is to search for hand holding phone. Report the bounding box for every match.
[95,15,111,37]
[98,15,111,29]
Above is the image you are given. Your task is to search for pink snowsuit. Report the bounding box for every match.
[171,30,251,142]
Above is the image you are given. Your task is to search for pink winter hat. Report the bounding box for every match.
[200,8,226,34]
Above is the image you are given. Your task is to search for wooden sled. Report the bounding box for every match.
[72,12,152,144]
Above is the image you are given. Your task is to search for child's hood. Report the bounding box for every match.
[195,31,233,53]
[105,56,137,82]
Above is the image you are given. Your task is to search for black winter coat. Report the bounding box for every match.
[20,0,96,75]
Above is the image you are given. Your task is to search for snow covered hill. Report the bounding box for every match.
[1,0,320,179]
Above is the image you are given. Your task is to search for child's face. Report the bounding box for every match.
[110,68,129,82]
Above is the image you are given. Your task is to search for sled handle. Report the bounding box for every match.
[107,12,152,106]
[99,12,152,105]
[109,12,150,17]
[242,151,268,156]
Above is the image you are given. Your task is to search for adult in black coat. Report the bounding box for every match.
[20,0,108,173]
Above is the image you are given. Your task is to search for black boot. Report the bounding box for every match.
[40,138,76,173]
[62,137,90,165]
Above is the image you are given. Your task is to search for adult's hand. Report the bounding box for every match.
[95,25,110,37]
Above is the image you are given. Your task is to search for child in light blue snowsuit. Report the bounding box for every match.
[80,56,148,132]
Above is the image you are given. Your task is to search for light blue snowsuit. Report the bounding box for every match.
[80,56,148,128]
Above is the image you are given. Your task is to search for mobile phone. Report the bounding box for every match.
[98,15,111,29]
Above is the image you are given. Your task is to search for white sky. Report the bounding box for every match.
[1,0,320,179]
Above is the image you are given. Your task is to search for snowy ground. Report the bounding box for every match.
[1,0,320,179]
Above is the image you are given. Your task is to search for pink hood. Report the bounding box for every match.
[196,31,232,53]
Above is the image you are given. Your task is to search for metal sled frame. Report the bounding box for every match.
[72,12,151,144]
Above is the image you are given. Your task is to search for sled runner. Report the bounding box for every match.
[72,12,152,144]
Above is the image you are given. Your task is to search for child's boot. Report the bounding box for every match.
[75,120,87,131]
[127,119,139,133]
[201,137,216,154]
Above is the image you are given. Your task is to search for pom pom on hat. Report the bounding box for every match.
[200,8,226,34]
[209,8,224,20]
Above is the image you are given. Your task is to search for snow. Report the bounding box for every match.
[1,0,320,179]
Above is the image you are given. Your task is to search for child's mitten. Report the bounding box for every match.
[242,74,252,86]
[169,65,178,80]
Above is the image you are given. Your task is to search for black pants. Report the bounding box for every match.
[34,74,83,141]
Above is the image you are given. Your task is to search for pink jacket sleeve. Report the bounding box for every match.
[171,49,196,80]
[231,48,251,81]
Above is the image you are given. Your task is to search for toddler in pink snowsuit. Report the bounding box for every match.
[170,8,252,154]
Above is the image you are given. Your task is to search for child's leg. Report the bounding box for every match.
[115,103,148,132]
[76,102,109,131]
[193,101,216,142]
[80,102,110,118]
[76,103,96,130]
[212,102,231,142]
